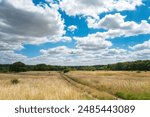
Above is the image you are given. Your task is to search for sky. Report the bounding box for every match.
[0,0,150,66]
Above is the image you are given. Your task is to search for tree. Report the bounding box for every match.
[63,68,70,73]
[34,64,48,71]
[9,62,27,72]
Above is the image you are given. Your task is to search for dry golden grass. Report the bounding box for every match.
[61,73,116,100]
[67,71,150,100]
[0,71,87,100]
[1,71,150,100]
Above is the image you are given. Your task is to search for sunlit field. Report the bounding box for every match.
[0,71,149,100]
[66,71,150,100]
[0,71,87,100]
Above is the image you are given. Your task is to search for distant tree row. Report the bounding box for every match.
[70,60,150,71]
[0,60,149,73]
[106,60,150,71]
[0,62,71,73]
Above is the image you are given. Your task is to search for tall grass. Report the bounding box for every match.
[1,71,149,100]
[0,72,86,100]
[67,71,150,100]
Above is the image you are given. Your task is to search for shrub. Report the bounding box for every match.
[63,69,70,73]
[136,71,141,73]
[11,79,19,85]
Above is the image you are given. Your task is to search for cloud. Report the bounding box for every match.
[49,36,72,42]
[30,46,83,65]
[87,13,150,38]
[102,48,127,56]
[21,41,149,66]
[128,40,150,60]
[0,0,149,65]
[68,25,77,32]
[25,46,130,66]
[129,49,150,60]
[0,51,27,64]
[40,46,72,55]
[88,13,125,29]
[45,0,54,3]
[130,39,150,50]
[0,0,65,51]
[74,33,112,51]
[135,49,150,58]
[59,36,72,42]
[40,46,82,56]
[59,0,143,18]
[0,41,24,51]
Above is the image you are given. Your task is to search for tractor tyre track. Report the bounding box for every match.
[60,72,121,100]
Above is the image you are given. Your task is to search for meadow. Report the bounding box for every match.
[0,71,149,100]
[66,71,150,100]
[0,71,87,100]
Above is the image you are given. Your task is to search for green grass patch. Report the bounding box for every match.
[115,92,150,100]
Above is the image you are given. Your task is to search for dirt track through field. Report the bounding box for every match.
[59,72,122,100]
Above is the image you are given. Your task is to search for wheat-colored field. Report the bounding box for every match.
[67,71,150,100]
[0,71,87,100]
[0,71,150,100]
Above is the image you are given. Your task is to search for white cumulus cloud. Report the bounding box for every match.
[130,39,150,50]
[68,25,77,32]
[0,0,66,51]
[87,13,150,38]
[59,0,143,18]
[74,33,112,51]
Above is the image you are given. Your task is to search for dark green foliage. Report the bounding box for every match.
[70,60,150,71]
[0,60,149,72]
[106,60,150,71]
[0,64,9,73]
[34,64,48,71]
[11,79,19,85]
[9,62,27,72]
[63,68,70,73]
[74,66,96,71]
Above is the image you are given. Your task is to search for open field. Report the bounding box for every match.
[66,71,150,100]
[0,71,87,100]
[0,71,150,100]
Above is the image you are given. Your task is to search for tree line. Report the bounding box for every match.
[0,60,150,73]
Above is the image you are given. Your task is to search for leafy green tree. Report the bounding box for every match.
[34,64,48,71]
[9,62,27,72]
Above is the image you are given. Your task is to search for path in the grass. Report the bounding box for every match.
[59,72,122,100]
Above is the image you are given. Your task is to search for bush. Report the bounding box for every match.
[136,71,141,73]
[11,79,19,85]
[63,69,70,73]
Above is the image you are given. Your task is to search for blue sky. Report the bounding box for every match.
[0,0,150,65]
